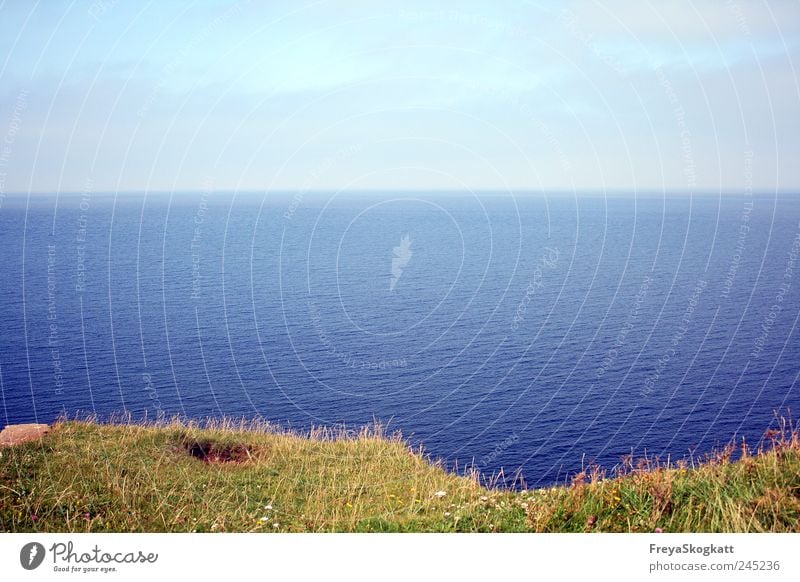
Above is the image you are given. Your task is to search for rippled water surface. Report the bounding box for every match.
[1,192,798,485]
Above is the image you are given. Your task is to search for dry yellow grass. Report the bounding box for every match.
[1,415,798,532]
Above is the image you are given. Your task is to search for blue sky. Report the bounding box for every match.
[1,0,799,193]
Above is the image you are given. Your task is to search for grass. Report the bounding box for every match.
[1,416,798,532]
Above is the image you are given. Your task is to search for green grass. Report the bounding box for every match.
[1,417,798,532]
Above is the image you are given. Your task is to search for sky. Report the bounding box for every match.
[0,0,799,193]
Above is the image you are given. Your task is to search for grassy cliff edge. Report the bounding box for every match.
[1,418,798,532]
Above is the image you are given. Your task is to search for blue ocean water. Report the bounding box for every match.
[0,191,798,486]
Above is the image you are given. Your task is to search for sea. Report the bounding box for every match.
[1,191,798,486]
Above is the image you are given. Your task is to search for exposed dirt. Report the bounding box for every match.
[180,436,255,463]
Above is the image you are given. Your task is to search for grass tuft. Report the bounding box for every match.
[1,414,798,532]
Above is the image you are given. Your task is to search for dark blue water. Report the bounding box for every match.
[1,191,798,486]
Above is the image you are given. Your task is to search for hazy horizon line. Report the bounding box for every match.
[4,188,799,197]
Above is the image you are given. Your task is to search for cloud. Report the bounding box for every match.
[1,0,798,191]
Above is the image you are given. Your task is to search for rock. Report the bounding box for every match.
[0,424,50,447]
